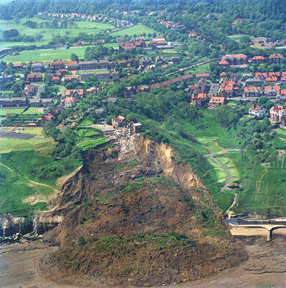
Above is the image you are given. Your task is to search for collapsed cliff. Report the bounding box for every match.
[42,134,247,287]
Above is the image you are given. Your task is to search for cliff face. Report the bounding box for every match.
[42,134,247,287]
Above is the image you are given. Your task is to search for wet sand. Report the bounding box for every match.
[2,231,286,288]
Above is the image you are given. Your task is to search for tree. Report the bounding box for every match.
[71,53,79,62]
[3,29,19,39]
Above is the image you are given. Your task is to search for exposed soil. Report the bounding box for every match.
[37,134,247,286]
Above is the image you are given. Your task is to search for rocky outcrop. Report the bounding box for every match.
[0,214,25,236]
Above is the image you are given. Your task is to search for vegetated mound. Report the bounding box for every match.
[43,134,247,287]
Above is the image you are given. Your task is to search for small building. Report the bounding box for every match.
[0,97,28,108]
[50,60,65,71]
[0,74,13,83]
[41,112,55,126]
[22,85,37,97]
[96,71,110,81]
[65,89,84,98]
[64,97,76,107]
[249,104,267,118]
[268,53,283,65]
[218,59,230,68]
[31,62,45,73]
[252,56,265,64]
[270,105,286,122]
[67,61,78,71]
[208,96,225,108]
[13,62,24,70]
[227,182,240,189]
[264,86,280,98]
[191,93,208,107]
[133,123,142,133]
[61,75,77,83]
[80,72,94,81]
[244,87,261,97]
[111,115,129,128]
[196,73,210,80]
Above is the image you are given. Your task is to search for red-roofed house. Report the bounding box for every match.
[196,73,210,80]
[50,60,65,71]
[67,61,78,71]
[208,96,225,108]
[65,89,84,98]
[218,59,230,68]
[255,72,268,80]
[244,87,261,97]
[191,93,208,107]
[222,54,248,65]
[64,97,76,107]
[270,105,286,122]
[277,89,286,103]
[265,77,278,84]
[252,56,265,64]
[61,75,77,83]
[264,86,281,97]
[220,72,227,77]
[41,112,55,126]
[13,63,24,70]
[269,54,283,64]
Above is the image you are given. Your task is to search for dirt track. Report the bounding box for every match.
[2,232,286,288]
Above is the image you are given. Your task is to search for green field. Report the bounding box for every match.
[3,46,88,62]
[0,18,114,46]
[110,24,157,37]
[0,107,44,116]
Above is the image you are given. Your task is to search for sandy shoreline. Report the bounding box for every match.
[1,232,286,288]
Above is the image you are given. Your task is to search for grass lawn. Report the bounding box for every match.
[1,18,114,46]
[0,165,50,217]
[17,127,45,138]
[23,107,44,114]
[3,46,88,63]
[0,138,56,154]
[110,24,157,37]
[0,108,25,116]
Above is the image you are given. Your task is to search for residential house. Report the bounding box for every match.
[191,93,208,107]
[276,89,286,103]
[180,74,194,83]
[264,86,280,98]
[270,105,286,122]
[67,61,78,70]
[111,115,130,128]
[40,112,55,126]
[65,89,84,98]
[96,71,110,81]
[50,60,65,71]
[79,60,99,70]
[196,73,210,80]
[220,72,227,78]
[244,87,261,97]
[64,97,76,107]
[221,54,248,65]
[117,59,127,68]
[61,75,77,83]
[119,40,145,52]
[29,98,42,107]
[80,72,94,81]
[249,105,267,118]
[0,97,28,108]
[26,74,42,83]
[0,74,13,83]
[13,63,24,70]
[31,62,45,73]
[255,72,267,80]
[111,71,120,80]
[265,76,278,84]
[252,56,265,64]
[220,79,239,97]
[99,60,109,69]
[49,75,60,82]
[208,96,225,108]
[245,77,262,86]
[218,59,230,68]
[22,85,37,97]
[268,53,283,64]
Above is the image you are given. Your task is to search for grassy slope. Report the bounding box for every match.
[110,24,156,37]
